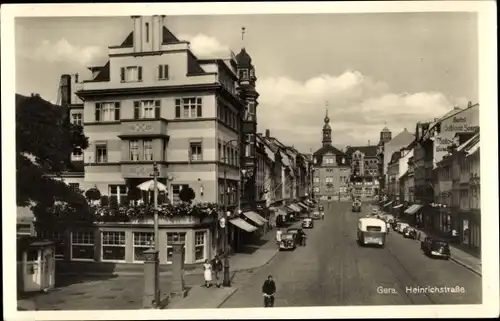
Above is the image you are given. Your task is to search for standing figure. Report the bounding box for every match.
[262,275,276,307]
[211,255,223,288]
[203,259,212,288]
[276,229,283,247]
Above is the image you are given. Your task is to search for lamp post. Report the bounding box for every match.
[222,139,239,287]
[150,162,160,251]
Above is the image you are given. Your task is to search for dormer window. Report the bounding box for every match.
[249,69,255,78]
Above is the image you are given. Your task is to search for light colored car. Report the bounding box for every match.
[302,218,314,228]
[397,223,410,233]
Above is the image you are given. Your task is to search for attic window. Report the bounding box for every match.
[239,69,248,79]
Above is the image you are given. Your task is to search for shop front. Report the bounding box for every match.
[458,210,480,252]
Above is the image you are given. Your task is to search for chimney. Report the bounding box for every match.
[60,74,72,107]
[265,129,270,138]
[467,101,472,108]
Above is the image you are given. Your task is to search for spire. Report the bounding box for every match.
[241,26,246,48]
[324,101,330,124]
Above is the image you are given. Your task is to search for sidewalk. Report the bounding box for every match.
[167,285,238,309]
[418,229,482,276]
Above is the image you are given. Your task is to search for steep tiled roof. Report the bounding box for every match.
[387,130,415,147]
[313,145,344,156]
[345,145,378,157]
[162,26,180,44]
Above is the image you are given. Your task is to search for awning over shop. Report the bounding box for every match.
[287,204,302,212]
[229,218,258,232]
[383,201,394,207]
[404,204,423,215]
[393,204,404,209]
[298,202,309,209]
[305,200,314,205]
[271,206,288,217]
[243,211,268,226]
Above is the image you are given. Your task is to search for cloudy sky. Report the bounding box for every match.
[15,12,478,153]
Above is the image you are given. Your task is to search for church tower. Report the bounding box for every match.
[236,27,260,207]
[322,106,332,146]
[379,124,392,145]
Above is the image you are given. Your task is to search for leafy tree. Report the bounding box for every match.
[179,186,195,204]
[85,187,101,201]
[16,94,90,228]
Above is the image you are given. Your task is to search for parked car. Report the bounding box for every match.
[302,218,314,229]
[352,201,362,212]
[279,233,297,251]
[397,223,409,233]
[421,237,451,259]
[312,210,321,220]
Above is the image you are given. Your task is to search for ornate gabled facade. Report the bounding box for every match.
[345,145,380,198]
[312,110,351,201]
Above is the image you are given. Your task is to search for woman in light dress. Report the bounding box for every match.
[203,259,212,287]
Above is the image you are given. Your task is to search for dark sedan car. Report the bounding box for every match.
[279,233,297,251]
[421,237,451,259]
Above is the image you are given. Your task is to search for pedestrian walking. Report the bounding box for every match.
[203,259,213,288]
[211,255,223,288]
[276,229,283,246]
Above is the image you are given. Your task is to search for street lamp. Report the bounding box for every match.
[222,139,240,287]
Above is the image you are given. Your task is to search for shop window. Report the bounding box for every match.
[194,231,206,262]
[71,231,95,260]
[101,231,126,262]
[133,232,154,262]
[166,232,186,263]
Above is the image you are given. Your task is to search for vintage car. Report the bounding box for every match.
[403,226,417,239]
[397,223,410,234]
[312,210,321,220]
[286,228,299,238]
[357,217,387,247]
[352,201,362,212]
[302,218,314,229]
[421,237,450,259]
[279,233,297,251]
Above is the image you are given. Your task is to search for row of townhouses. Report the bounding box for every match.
[17,16,313,269]
[380,102,480,254]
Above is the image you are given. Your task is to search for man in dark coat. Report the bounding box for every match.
[211,255,223,288]
[262,275,276,307]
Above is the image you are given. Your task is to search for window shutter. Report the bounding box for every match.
[114,102,121,120]
[134,101,140,119]
[155,100,161,119]
[120,68,125,82]
[165,65,169,79]
[158,65,163,79]
[175,99,181,118]
[197,104,202,117]
[95,103,101,121]
[138,67,143,81]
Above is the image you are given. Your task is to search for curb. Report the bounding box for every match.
[450,256,482,276]
[216,287,239,308]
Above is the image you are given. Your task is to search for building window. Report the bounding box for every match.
[325,177,333,183]
[130,140,139,161]
[121,66,142,82]
[95,102,120,122]
[239,69,248,79]
[314,177,320,183]
[194,231,206,262]
[158,64,169,80]
[134,100,160,119]
[72,149,83,161]
[69,183,80,192]
[71,231,94,260]
[109,185,127,205]
[72,113,83,126]
[218,142,223,162]
[314,187,320,193]
[101,231,126,261]
[96,143,107,163]
[133,232,154,262]
[190,142,202,161]
[171,184,188,205]
[166,232,186,263]
[145,23,149,42]
[144,139,153,161]
[175,97,202,119]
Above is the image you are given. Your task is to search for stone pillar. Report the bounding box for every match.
[170,241,187,298]
[142,249,160,309]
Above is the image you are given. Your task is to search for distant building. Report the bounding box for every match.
[312,110,351,201]
[381,128,415,193]
[345,145,380,198]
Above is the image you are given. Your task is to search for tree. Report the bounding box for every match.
[179,186,195,204]
[16,94,90,227]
